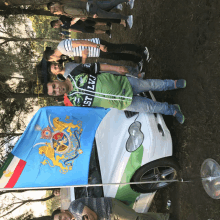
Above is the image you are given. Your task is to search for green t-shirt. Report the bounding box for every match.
[67,63,133,110]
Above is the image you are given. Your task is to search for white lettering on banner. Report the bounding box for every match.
[88,78,95,84]
[87,85,95,90]
[85,96,93,101]
[83,100,92,106]
[82,75,97,107]
[89,75,96,80]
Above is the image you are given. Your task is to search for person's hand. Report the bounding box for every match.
[93,14,98,18]
[82,206,97,220]
[80,17,87,21]
[82,49,89,58]
[117,66,128,75]
[100,45,107,52]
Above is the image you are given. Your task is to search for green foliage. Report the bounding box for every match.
[29,15,60,54]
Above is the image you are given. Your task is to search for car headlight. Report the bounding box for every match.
[126,121,144,152]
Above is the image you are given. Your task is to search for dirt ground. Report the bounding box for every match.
[81,0,220,219]
[117,0,220,220]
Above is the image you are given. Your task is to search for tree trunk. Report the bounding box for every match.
[0,194,55,218]
[3,92,47,100]
[0,37,60,44]
[0,0,52,7]
[0,7,58,16]
[0,133,23,138]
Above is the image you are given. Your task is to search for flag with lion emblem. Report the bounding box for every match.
[0,106,109,188]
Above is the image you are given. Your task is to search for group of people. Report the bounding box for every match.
[42,1,185,219]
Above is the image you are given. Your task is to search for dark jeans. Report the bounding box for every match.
[88,17,121,24]
[89,0,129,20]
[99,39,145,64]
[70,20,95,33]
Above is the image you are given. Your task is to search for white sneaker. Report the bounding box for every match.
[127,15,133,29]
[116,4,123,11]
[138,59,143,72]
[128,0,135,9]
[143,47,150,61]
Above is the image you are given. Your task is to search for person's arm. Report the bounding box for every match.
[100,64,129,75]
[82,206,98,220]
[82,49,88,64]
[71,17,81,25]
[71,40,107,52]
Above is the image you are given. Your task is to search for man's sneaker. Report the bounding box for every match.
[126,15,133,29]
[106,30,112,38]
[175,79,186,89]
[138,59,143,72]
[174,104,185,124]
[128,0,135,9]
[116,3,123,11]
[143,47,150,62]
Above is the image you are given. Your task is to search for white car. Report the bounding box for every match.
[61,92,179,212]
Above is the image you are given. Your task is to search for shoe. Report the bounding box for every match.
[107,22,112,30]
[140,72,145,79]
[138,59,143,72]
[106,30,112,38]
[126,15,133,29]
[116,3,123,11]
[174,104,185,124]
[175,79,186,89]
[143,46,150,62]
[128,0,135,9]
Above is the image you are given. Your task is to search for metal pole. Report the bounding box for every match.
[0,179,180,191]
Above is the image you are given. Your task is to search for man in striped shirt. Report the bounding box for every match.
[43,38,149,68]
[51,197,170,220]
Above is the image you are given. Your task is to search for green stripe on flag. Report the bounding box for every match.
[0,153,14,178]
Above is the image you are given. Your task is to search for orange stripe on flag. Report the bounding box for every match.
[5,160,26,188]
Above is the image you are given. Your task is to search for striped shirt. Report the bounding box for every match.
[57,38,101,58]
[68,197,112,220]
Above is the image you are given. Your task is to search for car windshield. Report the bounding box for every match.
[74,139,104,199]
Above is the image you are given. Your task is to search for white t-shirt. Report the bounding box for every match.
[64,62,80,78]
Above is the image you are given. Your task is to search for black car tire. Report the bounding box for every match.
[130,157,180,193]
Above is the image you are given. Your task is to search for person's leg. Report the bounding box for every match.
[83,19,97,26]
[97,0,128,11]
[125,96,176,115]
[94,29,111,37]
[96,7,128,20]
[127,77,186,95]
[76,26,95,33]
[111,198,169,220]
[100,39,145,55]
[88,17,121,24]
[99,50,142,63]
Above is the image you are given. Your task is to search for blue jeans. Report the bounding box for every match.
[125,77,177,115]
[89,0,129,20]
